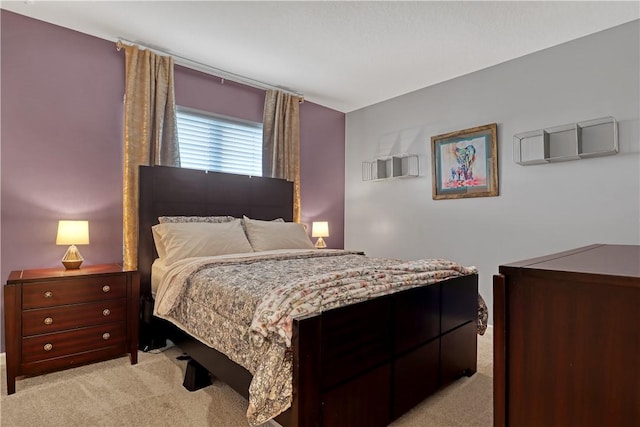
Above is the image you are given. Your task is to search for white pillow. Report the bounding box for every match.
[243,216,315,252]
[152,219,253,264]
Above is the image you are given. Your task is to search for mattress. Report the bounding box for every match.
[151,249,335,296]
[151,258,170,296]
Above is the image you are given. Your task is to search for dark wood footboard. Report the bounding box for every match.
[289,273,478,427]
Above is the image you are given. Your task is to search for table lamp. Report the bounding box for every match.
[311,221,329,249]
[56,220,90,269]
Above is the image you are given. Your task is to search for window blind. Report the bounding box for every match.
[177,107,263,176]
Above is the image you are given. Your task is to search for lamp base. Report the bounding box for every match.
[62,259,83,270]
[315,237,327,249]
[61,244,84,270]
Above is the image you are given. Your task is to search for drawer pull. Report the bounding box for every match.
[102,333,111,340]
[44,317,53,325]
[44,343,53,351]
[44,291,53,298]
[102,309,111,316]
[102,285,111,293]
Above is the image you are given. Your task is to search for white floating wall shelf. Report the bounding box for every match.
[513,116,618,165]
[362,154,419,181]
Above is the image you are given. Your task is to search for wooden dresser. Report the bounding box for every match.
[4,264,139,394]
[493,244,640,427]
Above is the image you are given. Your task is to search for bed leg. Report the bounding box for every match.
[462,368,476,377]
[139,296,167,352]
[183,359,213,391]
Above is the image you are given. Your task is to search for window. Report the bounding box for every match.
[176,107,263,176]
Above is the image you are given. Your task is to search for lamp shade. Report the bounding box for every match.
[56,220,90,245]
[311,221,329,238]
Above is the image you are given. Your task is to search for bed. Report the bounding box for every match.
[137,165,486,427]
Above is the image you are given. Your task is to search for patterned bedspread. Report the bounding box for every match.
[154,250,486,425]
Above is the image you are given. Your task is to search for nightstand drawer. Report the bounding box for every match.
[22,299,127,336]
[22,322,127,363]
[23,275,126,309]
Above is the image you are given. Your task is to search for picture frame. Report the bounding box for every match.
[431,123,498,200]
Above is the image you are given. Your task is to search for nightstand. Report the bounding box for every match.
[4,264,139,394]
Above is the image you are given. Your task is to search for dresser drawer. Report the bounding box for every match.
[22,322,127,363]
[23,275,126,309]
[22,299,126,336]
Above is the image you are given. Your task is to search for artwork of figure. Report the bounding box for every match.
[439,136,488,190]
[450,145,476,182]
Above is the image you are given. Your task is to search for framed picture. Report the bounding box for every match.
[431,123,498,200]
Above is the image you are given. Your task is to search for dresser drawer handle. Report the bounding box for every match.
[44,291,53,298]
[102,285,111,293]
[102,309,111,316]
[102,333,111,340]
[44,317,53,325]
[43,343,53,351]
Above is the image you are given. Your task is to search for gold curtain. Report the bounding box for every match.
[122,44,180,270]
[262,89,301,222]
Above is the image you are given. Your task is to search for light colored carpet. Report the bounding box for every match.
[1,327,493,427]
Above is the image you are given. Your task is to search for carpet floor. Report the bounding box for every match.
[1,327,493,427]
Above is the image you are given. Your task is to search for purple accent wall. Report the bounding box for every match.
[0,10,345,351]
[299,102,345,249]
[0,11,126,351]
[175,66,265,122]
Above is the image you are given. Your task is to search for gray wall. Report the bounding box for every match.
[345,20,640,323]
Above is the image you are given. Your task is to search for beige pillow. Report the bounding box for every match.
[152,226,169,259]
[240,216,284,233]
[243,216,315,252]
[152,219,253,264]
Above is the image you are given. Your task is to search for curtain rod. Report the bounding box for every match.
[116,39,304,102]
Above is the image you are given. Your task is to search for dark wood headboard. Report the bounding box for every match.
[137,165,293,296]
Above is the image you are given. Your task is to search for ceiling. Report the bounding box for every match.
[2,1,638,112]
